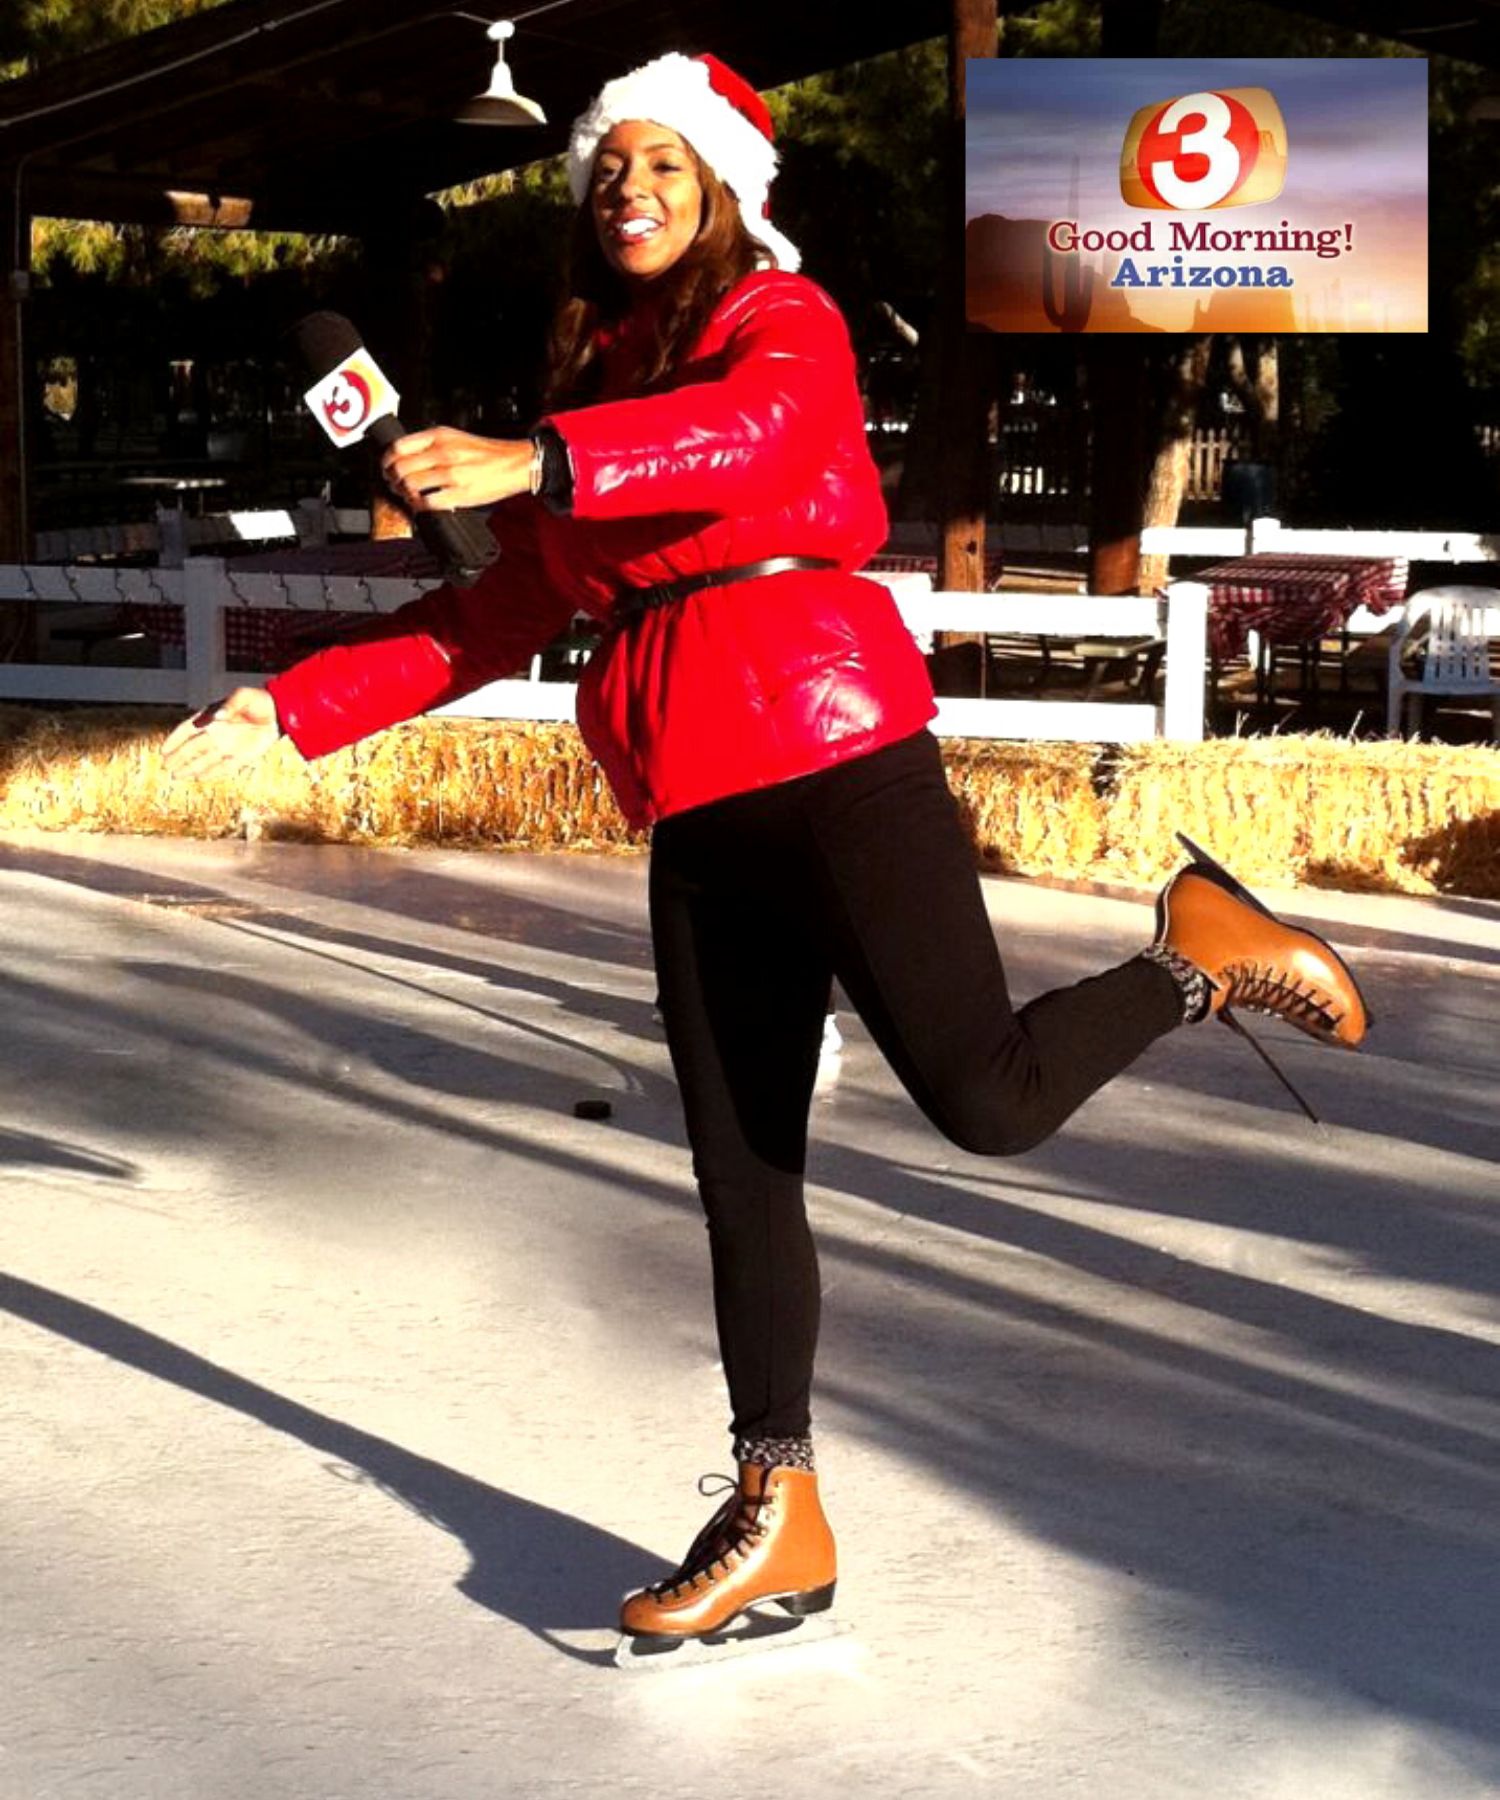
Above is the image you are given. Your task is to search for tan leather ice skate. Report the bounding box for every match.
[619,1462,836,1646]
[1156,832,1371,1120]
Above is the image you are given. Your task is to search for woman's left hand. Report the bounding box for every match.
[381,428,534,512]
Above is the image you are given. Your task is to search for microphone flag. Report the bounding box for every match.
[303,350,400,447]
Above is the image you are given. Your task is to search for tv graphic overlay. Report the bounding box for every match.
[966,59,1427,335]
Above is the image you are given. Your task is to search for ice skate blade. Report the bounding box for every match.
[612,1608,850,1673]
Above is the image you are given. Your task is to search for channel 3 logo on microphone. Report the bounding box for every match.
[303,349,399,447]
[1120,87,1287,211]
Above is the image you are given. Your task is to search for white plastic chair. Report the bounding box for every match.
[1386,586,1500,739]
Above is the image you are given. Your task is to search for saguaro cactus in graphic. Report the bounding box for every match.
[1041,242,1095,332]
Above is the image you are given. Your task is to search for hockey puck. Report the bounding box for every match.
[573,1098,613,1121]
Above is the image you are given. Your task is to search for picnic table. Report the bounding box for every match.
[1196,551,1409,709]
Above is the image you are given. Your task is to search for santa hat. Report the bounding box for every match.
[567,51,801,272]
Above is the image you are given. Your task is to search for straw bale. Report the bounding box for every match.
[0,710,645,849]
[939,740,1106,875]
[1098,736,1500,895]
[0,709,1494,897]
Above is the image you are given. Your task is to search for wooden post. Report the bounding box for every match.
[1086,338,1149,595]
[1159,580,1208,742]
[0,171,31,566]
[927,0,999,699]
[937,0,997,600]
[183,555,228,709]
[359,201,445,543]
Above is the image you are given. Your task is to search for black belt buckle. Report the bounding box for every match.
[614,578,683,627]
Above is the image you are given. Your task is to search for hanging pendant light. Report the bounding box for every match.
[456,20,546,127]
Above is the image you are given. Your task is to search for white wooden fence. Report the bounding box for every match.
[855,515,1500,568]
[0,558,1211,745]
[2,515,1492,744]
[1141,515,1498,571]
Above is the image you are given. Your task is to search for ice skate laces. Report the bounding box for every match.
[1223,960,1341,1037]
[649,1473,772,1599]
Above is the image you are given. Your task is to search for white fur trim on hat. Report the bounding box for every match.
[567,51,800,272]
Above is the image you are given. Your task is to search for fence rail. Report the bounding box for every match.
[4,517,1488,743]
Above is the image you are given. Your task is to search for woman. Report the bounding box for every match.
[163,51,1368,1651]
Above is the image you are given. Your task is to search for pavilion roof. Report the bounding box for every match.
[0,0,949,234]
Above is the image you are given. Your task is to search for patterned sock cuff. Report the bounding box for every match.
[1140,942,1215,1024]
[734,1434,816,1472]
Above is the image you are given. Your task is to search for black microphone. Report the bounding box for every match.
[290,310,500,588]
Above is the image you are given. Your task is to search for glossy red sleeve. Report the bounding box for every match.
[265,497,576,760]
[541,278,858,522]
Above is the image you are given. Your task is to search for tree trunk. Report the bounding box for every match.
[0,176,36,665]
[1086,340,1150,595]
[0,175,29,566]
[359,202,445,544]
[1253,337,1279,464]
[1226,335,1280,463]
[1138,335,1212,594]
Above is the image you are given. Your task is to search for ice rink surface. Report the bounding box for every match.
[1,829,1497,1800]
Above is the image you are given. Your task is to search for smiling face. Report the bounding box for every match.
[589,120,706,283]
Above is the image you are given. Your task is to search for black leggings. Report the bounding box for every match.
[648,730,1182,1441]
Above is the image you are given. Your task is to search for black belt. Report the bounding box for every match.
[610,555,838,627]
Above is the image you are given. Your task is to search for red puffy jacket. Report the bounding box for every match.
[267,270,936,827]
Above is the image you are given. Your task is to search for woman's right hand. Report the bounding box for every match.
[161,685,283,780]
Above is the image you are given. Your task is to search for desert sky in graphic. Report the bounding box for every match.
[966,59,1428,333]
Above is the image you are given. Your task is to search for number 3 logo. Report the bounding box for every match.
[1120,86,1287,211]
[322,369,372,433]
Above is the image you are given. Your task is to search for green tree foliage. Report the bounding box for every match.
[768,40,945,338]
[1000,0,1097,56]
[428,166,575,429]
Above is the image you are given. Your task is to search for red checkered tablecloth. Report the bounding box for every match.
[120,540,443,672]
[1197,553,1408,662]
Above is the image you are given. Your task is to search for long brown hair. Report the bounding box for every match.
[543,148,766,408]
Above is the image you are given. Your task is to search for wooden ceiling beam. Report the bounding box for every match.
[20,165,372,236]
[75,76,440,188]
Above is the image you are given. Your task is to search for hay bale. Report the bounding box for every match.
[939,740,1105,875]
[343,720,639,848]
[1099,735,1500,895]
[0,707,1495,899]
[0,710,644,849]
[0,708,248,837]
